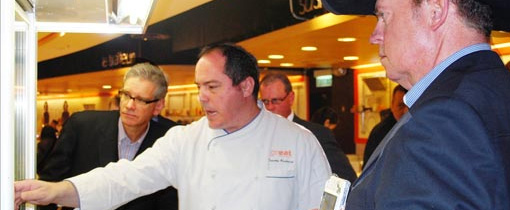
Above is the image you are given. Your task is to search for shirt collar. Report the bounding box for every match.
[404,43,491,108]
[287,111,295,121]
[118,117,150,145]
[213,100,264,135]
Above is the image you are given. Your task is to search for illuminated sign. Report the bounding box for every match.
[290,0,326,20]
[101,52,136,68]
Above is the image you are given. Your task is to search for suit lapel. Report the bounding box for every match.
[353,112,412,188]
[137,121,159,157]
[135,120,168,157]
[98,114,120,166]
[292,116,304,124]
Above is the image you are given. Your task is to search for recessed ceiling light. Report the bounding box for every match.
[102,85,112,89]
[343,56,359,61]
[268,55,284,59]
[258,59,271,64]
[301,46,317,51]
[280,63,294,67]
[337,37,356,42]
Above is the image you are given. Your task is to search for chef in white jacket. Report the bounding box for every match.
[15,43,331,210]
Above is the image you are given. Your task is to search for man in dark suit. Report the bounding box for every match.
[323,0,510,209]
[260,73,357,183]
[362,85,407,170]
[38,63,178,210]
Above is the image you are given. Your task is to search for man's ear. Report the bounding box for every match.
[288,91,295,106]
[153,99,165,116]
[239,77,255,97]
[427,0,449,30]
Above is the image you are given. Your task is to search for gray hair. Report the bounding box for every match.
[123,62,168,99]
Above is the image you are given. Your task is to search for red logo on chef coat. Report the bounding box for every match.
[271,150,292,157]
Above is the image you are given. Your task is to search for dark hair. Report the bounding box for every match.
[311,107,338,125]
[199,43,260,100]
[260,73,293,93]
[412,0,493,37]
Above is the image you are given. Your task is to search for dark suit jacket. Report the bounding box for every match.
[293,115,358,183]
[152,114,179,128]
[39,110,178,210]
[362,113,396,170]
[346,50,510,209]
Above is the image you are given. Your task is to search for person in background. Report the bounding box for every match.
[260,72,357,183]
[42,101,50,126]
[60,101,70,124]
[311,106,339,131]
[36,63,178,210]
[37,119,59,174]
[322,0,510,208]
[15,43,331,210]
[362,85,407,170]
[132,57,179,128]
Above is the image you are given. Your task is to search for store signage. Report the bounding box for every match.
[101,51,137,68]
[290,0,326,20]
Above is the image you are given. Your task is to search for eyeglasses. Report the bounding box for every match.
[118,90,160,105]
[261,92,290,105]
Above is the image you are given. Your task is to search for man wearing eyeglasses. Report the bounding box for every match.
[37,62,178,210]
[16,43,330,210]
[260,73,357,183]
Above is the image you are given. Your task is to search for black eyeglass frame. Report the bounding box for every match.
[260,92,290,105]
[118,90,160,105]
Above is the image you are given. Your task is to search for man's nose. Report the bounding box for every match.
[369,24,383,45]
[125,98,136,109]
[198,90,208,103]
[265,102,275,110]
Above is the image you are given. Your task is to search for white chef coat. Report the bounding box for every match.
[69,108,331,210]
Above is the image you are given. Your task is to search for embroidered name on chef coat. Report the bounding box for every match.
[267,149,296,178]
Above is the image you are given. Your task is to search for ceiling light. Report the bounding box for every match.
[36,0,156,34]
[116,0,155,26]
[337,37,357,42]
[258,60,271,64]
[268,55,284,59]
[102,85,112,89]
[301,46,317,51]
[59,32,66,37]
[343,56,359,61]
[280,63,294,67]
